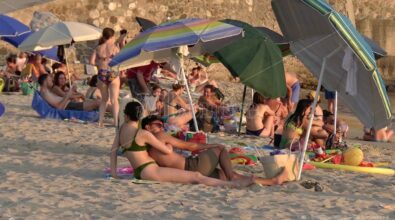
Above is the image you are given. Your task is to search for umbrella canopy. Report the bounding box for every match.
[214,19,286,98]
[109,18,243,70]
[1,31,59,61]
[135,17,157,31]
[18,21,102,51]
[0,14,30,37]
[362,36,387,60]
[272,0,392,129]
[255,26,290,56]
[255,27,386,59]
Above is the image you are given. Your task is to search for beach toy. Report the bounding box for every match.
[104,167,134,175]
[0,102,5,117]
[0,78,4,92]
[229,147,246,154]
[343,147,364,166]
[303,163,316,171]
[230,155,256,166]
[309,162,395,176]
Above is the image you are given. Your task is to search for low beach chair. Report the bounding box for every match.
[31,91,99,122]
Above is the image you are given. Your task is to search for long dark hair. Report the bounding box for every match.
[124,101,143,122]
[53,71,68,88]
[98,28,115,45]
[252,92,266,105]
[285,99,313,127]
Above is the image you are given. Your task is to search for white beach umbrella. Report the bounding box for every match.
[18,21,102,51]
[18,21,102,84]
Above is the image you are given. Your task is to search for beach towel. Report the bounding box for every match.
[342,47,358,96]
[32,91,99,122]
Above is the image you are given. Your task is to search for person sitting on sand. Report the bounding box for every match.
[52,71,85,102]
[305,91,329,148]
[245,92,275,137]
[110,101,253,187]
[31,54,48,81]
[155,88,168,116]
[141,115,288,185]
[265,98,289,134]
[363,127,393,143]
[280,99,313,151]
[285,72,300,112]
[143,84,161,115]
[198,84,223,111]
[189,66,220,94]
[126,61,160,102]
[38,74,100,111]
[162,83,195,129]
[322,110,349,143]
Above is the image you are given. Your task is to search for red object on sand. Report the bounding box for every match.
[303,163,316,170]
[359,161,374,167]
[332,154,342,164]
[229,147,246,154]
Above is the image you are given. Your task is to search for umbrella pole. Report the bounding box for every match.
[64,46,72,87]
[180,62,199,132]
[333,91,338,135]
[296,47,342,181]
[238,85,247,136]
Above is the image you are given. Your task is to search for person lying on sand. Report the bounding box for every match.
[110,101,253,187]
[38,74,100,111]
[363,127,393,143]
[141,115,288,186]
[245,92,275,137]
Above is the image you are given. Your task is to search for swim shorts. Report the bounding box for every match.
[185,149,220,178]
[65,102,84,111]
[291,81,301,103]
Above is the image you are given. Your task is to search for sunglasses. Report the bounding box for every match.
[150,122,164,128]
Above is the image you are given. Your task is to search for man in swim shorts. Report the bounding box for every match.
[141,115,233,179]
[38,74,100,111]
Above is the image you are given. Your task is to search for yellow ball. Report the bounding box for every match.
[343,147,364,166]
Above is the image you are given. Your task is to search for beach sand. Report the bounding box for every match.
[0,85,394,219]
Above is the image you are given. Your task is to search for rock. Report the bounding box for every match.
[108,2,117,11]
[246,0,253,6]
[109,16,118,24]
[89,9,100,19]
[129,2,137,9]
[206,10,212,17]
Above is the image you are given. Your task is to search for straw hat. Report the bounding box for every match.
[306,90,320,102]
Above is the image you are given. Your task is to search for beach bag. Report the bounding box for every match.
[259,146,299,181]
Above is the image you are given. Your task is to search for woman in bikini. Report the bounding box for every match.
[110,101,253,187]
[90,28,120,127]
[280,99,313,151]
[245,92,275,137]
[162,84,194,128]
[52,71,84,102]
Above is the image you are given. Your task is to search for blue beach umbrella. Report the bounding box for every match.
[272,0,392,180]
[0,14,30,37]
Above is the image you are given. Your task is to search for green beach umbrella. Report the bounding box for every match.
[214,19,286,99]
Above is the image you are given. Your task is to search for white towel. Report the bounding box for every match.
[342,47,358,96]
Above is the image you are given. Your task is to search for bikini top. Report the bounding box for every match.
[286,122,303,136]
[120,129,151,153]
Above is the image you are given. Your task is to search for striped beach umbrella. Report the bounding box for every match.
[110,18,244,131]
[109,18,243,70]
[272,0,392,180]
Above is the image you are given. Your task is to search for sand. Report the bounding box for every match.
[0,86,394,219]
